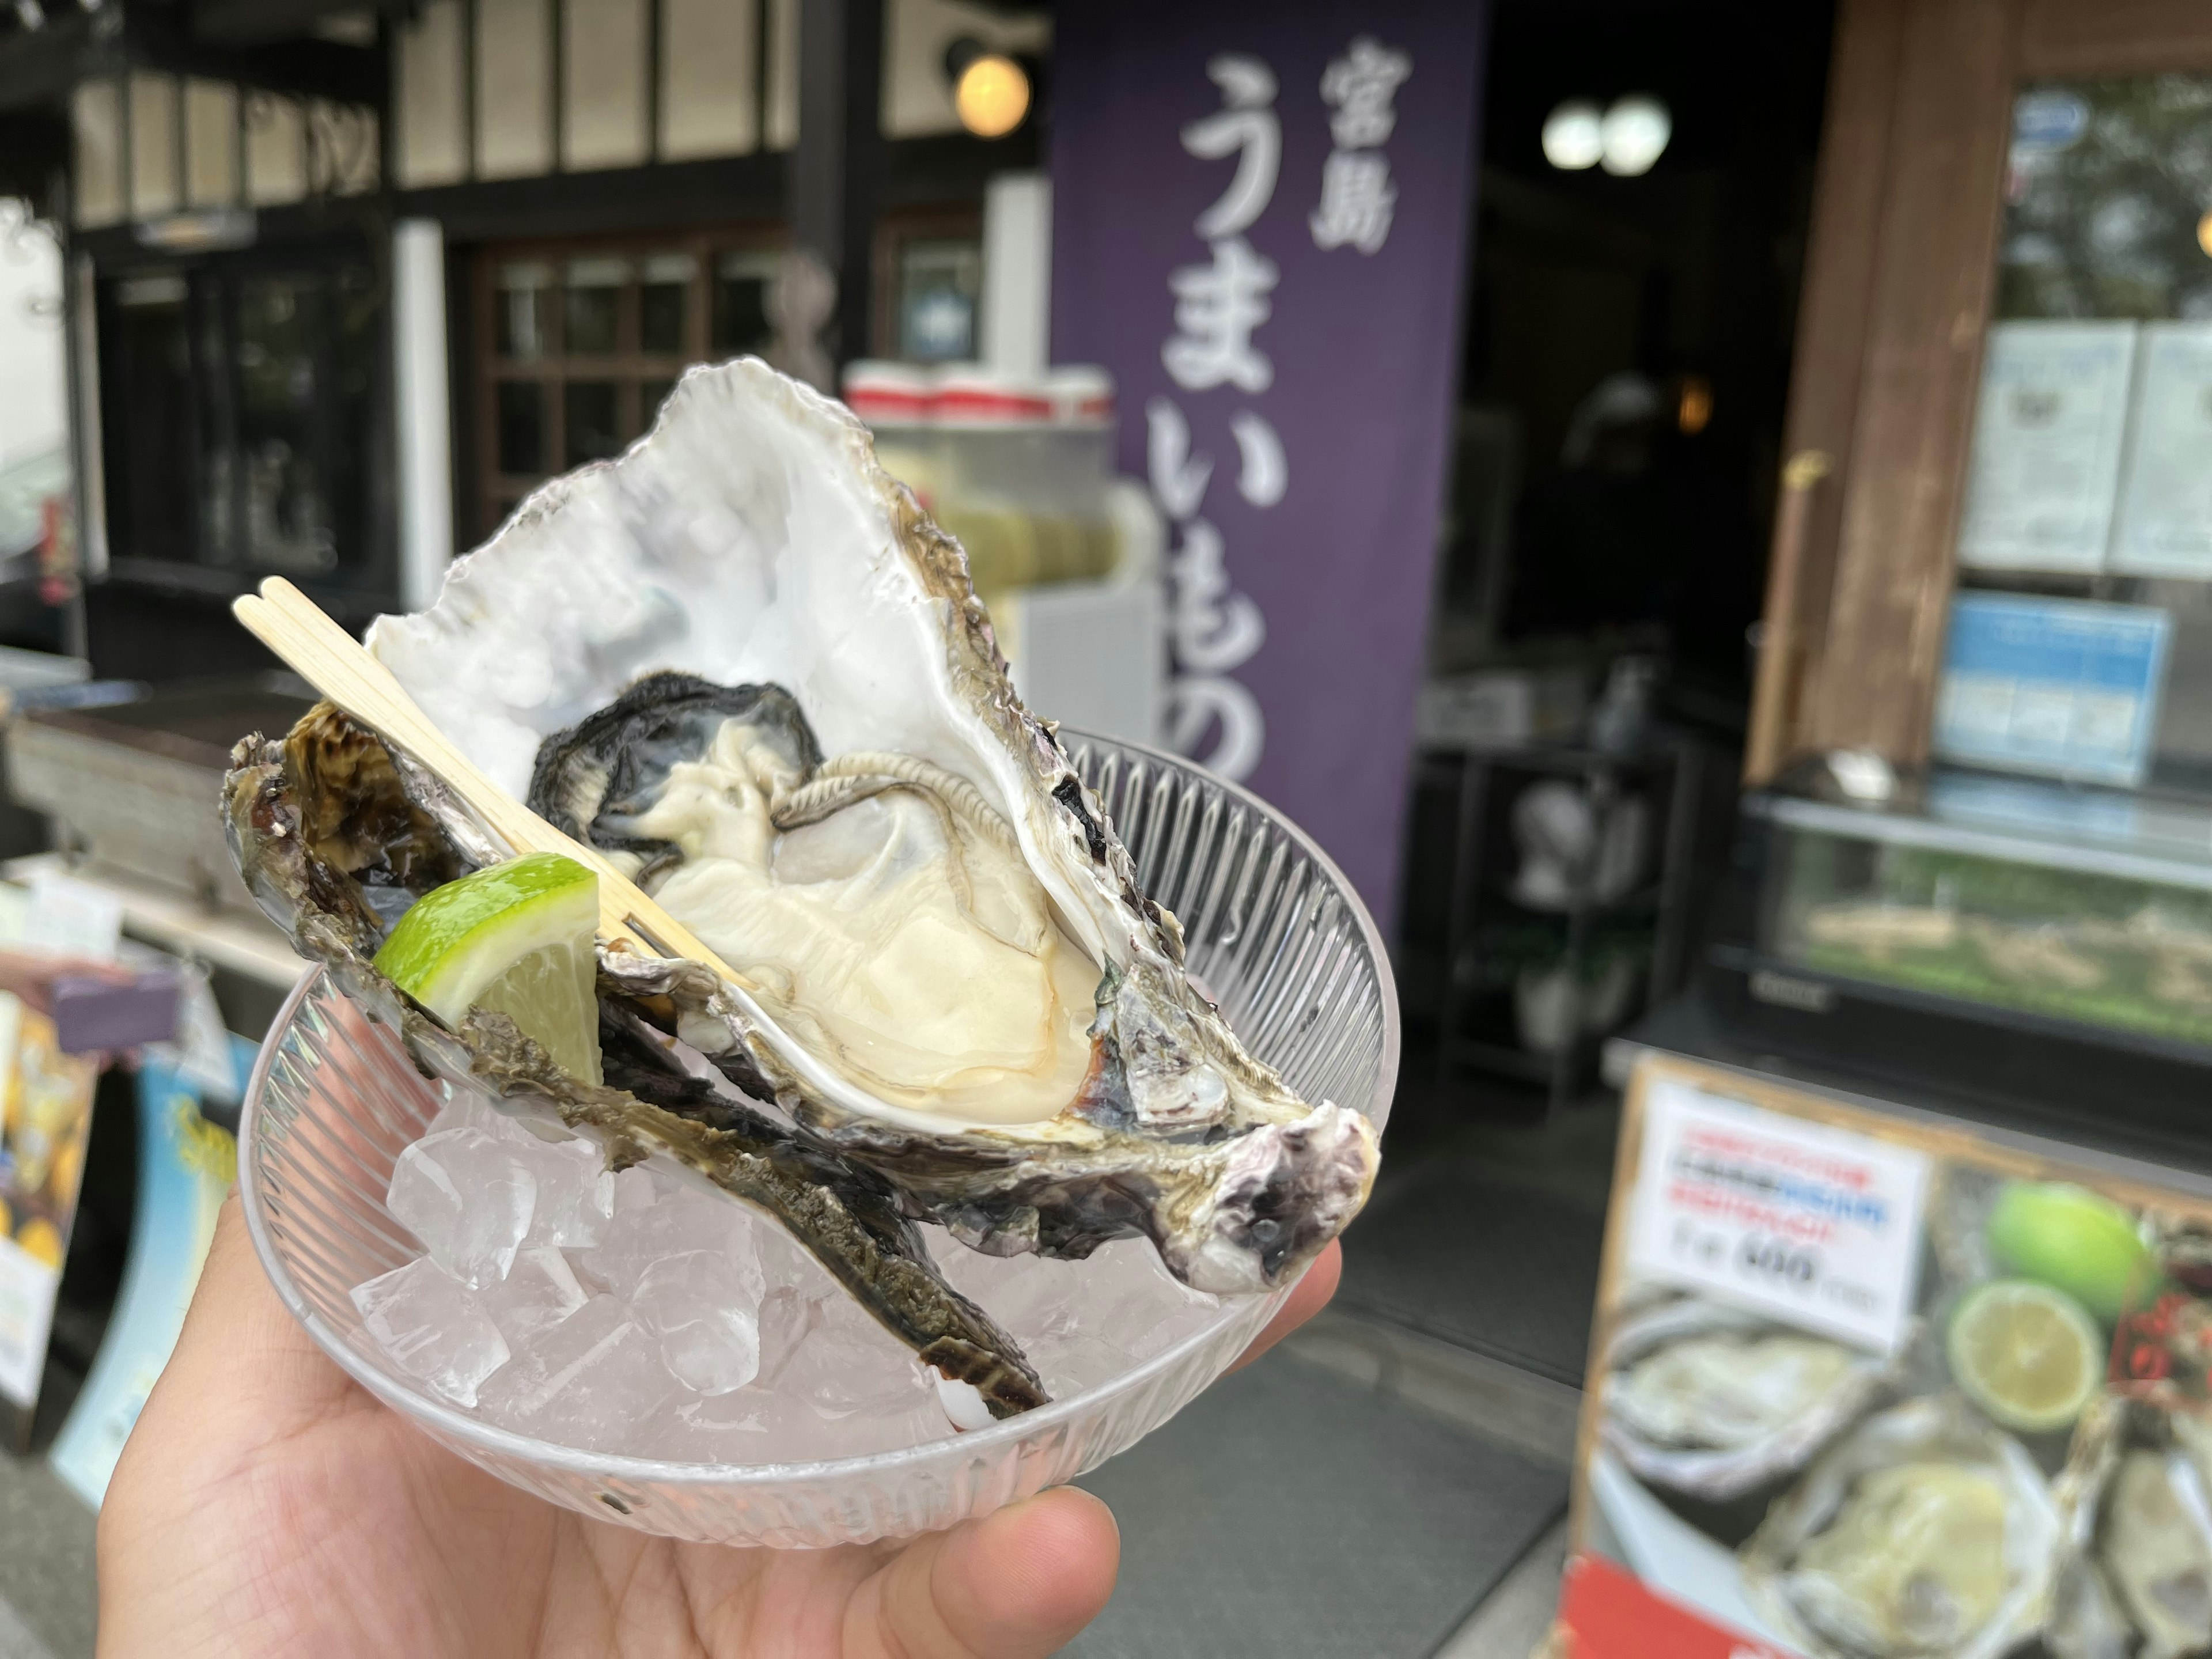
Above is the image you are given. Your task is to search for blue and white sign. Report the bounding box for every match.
[1934,593,2170,786]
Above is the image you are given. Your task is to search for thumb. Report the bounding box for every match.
[843,1487,1120,1659]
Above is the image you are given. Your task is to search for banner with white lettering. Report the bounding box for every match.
[1050,1,1486,918]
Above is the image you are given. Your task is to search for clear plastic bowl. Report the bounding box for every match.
[238,730,1399,1547]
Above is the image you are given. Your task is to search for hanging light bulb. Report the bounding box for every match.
[946,39,1031,139]
[1600,95,1672,177]
[1542,99,1603,171]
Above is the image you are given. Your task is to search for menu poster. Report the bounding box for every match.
[2111,321,2212,578]
[49,1034,248,1508]
[0,993,96,1423]
[1554,1052,2212,1659]
[1957,320,2138,573]
[1932,592,2169,786]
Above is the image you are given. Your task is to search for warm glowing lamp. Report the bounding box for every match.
[953,52,1030,139]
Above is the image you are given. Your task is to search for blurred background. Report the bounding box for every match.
[1,0,2210,1654]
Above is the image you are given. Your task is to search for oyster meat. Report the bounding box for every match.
[225,359,1380,1416]
[1741,1394,2061,1659]
[1601,1297,1893,1501]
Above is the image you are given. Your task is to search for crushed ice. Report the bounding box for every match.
[349,1092,1230,1462]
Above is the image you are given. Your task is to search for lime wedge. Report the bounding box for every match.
[1947,1278,2103,1433]
[1987,1180,2158,1321]
[373,853,603,1085]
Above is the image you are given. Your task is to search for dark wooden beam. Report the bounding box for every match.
[395,151,787,243]
[0,12,120,113]
[191,0,401,47]
[793,0,884,366]
[878,127,1036,210]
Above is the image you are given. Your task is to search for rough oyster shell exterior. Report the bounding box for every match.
[1740,1393,2062,1659]
[1599,1296,1896,1502]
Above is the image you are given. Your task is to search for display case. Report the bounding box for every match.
[1707,757,2212,1136]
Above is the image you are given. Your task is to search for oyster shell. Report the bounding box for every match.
[358,359,1377,1296]
[1740,1394,2061,1659]
[228,709,1050,1415]
[2051,1393,2212,1659]
[224,358,1379,1408]
[1600,1297,1894,1501]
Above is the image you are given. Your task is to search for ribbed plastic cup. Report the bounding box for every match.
[238,729,1399,1546]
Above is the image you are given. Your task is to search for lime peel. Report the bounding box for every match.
[1987,1180,2159,1323]
[1947,1277,2104,1434]
[373,853,603,1085]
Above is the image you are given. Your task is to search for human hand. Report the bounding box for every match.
[96,1194,1340,1658]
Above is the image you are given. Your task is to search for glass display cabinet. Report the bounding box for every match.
[1709,757,2212,1136]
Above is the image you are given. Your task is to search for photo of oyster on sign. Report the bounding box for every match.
[1567,1055,2212,1659]
[223,361,1390,1514]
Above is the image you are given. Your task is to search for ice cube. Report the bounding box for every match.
[476,1244,589,1343]
[351,1257,509,1407]
[929,1233,1226,1392]
[774,1293,936,1419]
[577,1177,765,1298]
[387,1127,536,1287]
[476,1295,680,1451]
[512,1135,615,1249]
[632,1249,763,1394]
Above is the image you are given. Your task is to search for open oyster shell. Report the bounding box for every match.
[2049,1392,2212,1659]
[1599,1297,1896,1501]
[1740,1394,2061,1659]
[224,358,1380,1412]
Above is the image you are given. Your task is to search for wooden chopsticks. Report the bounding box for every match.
[233,576,745,985]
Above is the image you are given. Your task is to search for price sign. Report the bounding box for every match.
[1625,1075,1931,1354]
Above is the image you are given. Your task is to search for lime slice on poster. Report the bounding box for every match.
[1947,1278,2103,1433]
[373,853,602,1085]
[1987,1180,2158,1322]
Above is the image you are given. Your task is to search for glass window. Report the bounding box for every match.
[715,251,777,355]
[895,238,980,363]
[563,256,627,353]
[639,253,696,354]
[496,381,544,474]
[476,235,780,536]
[99,255,385,589]
[1944,77,2212,794]
[497,262,551,359]
[564,381,622,466]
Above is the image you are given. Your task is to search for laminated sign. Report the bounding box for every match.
[1626,1077,1930,1353]
[1557,1052,2212,1659]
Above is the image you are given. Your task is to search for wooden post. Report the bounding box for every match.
[1744,449,1830,785]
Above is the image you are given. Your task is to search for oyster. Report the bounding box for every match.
[2051,1393,2212,1659]
[1741,1394,2061,1659]
[229,709,1052,1415]
[1600,1297,1893,1501]
[225,359,1378,1410]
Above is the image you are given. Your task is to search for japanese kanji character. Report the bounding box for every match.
[1309,149,1397,255]
[1320,37,1412,150]
[1183,54,1280,239]
[1162,236,1278,392]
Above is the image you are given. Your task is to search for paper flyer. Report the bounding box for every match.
[48,1035,249,1508]
[1555,1052,2212,1659]
[2110,321,2212,579]
[1932,592,2169,786]
[1956,319,2138,573]
[0,991,98,1415]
